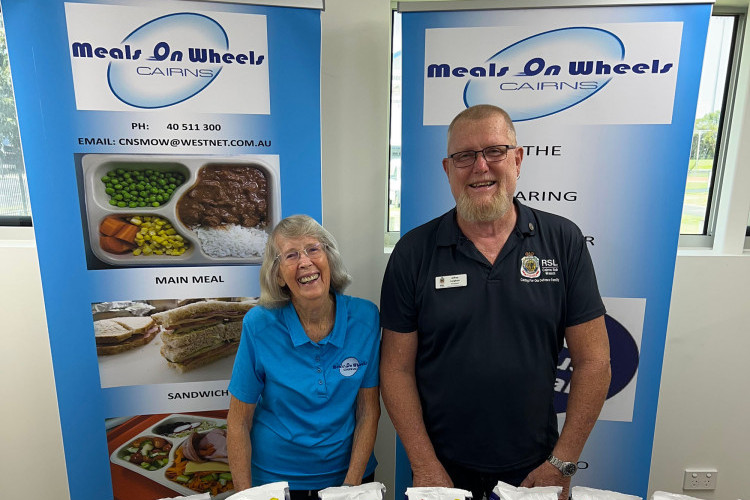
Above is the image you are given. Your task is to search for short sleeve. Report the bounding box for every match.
[228,309,266,404]
[359,300,381,388]
[380,239,419,333]
[564,226,606,327]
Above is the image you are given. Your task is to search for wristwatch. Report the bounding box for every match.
[547,454,578,477]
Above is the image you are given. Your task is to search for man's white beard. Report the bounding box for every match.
[456,187,512,223]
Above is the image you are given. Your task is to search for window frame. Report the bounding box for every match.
[679,8,746,248]
[385,7,402,250]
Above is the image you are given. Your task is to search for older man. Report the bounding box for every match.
[380,105,611,500]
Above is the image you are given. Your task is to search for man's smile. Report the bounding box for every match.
[468,180,497,189]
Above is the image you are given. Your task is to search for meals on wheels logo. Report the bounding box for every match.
[334,357,367,377]
[423,21,683,125]
[64,3,270,113]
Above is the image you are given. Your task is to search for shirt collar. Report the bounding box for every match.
[436,199,537,247]
[515,199,537,237]
[283,292,346,348]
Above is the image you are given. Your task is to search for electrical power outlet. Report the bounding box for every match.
[683,469,718,490]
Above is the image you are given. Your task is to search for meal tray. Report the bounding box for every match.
[109,413,233,499]
[83,154,280,267]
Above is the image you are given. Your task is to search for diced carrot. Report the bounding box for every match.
[114,223,140,243]
[100,216,127,236]
[100,235,135,254]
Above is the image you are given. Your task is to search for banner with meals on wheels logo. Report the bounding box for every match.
[397,2,711,498]
[2,1,322,499]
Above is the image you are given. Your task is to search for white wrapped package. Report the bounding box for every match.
[226,481,290,500]
[651,492,702,500]
[490,480,561,500]
[319,481,387,500]
[405,486,473,500]
[157,494,211,500]
[572,486,641,500]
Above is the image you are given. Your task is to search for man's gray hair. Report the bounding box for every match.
[259,214,352,308]
[447,104,517,151]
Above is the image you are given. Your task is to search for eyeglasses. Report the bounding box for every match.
[447,145,516,168]
[275,242,327,266]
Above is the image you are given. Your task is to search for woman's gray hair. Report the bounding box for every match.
[259,214,352,308]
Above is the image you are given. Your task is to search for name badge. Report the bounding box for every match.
[435,274,467,289]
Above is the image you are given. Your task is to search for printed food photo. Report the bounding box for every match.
[80,154,280,268]
[107,412,233,500]
[92,297,257,388]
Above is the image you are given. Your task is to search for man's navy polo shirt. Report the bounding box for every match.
[229,293,380,488]
[380,201,605,472]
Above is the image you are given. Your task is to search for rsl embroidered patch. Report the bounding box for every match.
[520,251,541,278]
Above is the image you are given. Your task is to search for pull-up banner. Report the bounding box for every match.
[398,3,711,497]
[3,1,321,499]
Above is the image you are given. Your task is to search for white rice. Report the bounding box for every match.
[194,224,268,258]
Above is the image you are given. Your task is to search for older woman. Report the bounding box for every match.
[227,215,380,497]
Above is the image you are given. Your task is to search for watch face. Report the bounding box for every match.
[561,462,577,476]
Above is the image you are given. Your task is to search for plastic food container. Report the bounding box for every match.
[82,154,281,267]
[110,413,233,499]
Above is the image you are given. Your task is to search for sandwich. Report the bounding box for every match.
[151,299,256,372]
[94,316,159,355]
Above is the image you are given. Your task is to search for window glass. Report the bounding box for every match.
[680,15,737,235]
[387,11,402,239]
[0,13,32,226]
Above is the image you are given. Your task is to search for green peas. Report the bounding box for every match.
[101,167,185,208]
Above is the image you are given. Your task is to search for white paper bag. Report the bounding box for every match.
[319,481,387,500]
[571,486,641,500]
[490,480,561,500]
[405,486,473,500]
[226,481,290,500]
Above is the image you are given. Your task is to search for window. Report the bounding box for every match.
[680,14,740,237]
[386,11,402,247]
[0,11,31,227]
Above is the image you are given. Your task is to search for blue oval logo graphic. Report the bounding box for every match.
[464,27,624,121]
[554,314,639,413]
[109,13,227,109]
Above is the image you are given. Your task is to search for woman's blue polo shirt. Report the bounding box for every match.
[228,293,380,489]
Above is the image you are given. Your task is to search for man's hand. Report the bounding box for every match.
[520,461,569,500]
[412,461,454,488]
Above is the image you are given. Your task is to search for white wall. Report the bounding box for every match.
[0,228,70,500]
[319,0,395,495]
[2,0,749,499]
